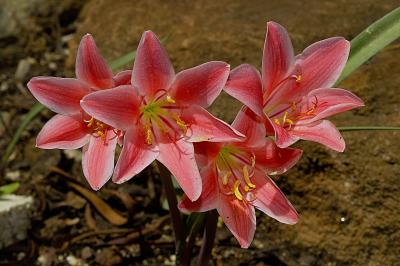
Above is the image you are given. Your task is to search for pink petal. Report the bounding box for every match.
[113,127,159,184]
[300,88,364,124]
[82,131,118,190]
[36,114,89,149]
[224,64,264,117]
[263,74,299,111]
[76,34,114,89]
[132,31,175,98]
[262,21,295,98]
[231,107,266,148]
[113,70,132,86]
[273,123,300,148]
[27,77,89,115]
[182,106,245,143]
[157,139,202,201]
[193,142,222,168]
[254,139,302,175]
[171,61,230,108]
[295,37,350,93]
[251,171,299,224]
[178,165,219,212]
[218,195,256,248]
[292,120,345,152]
[80,85,141,130]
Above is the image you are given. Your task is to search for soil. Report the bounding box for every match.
[0,0,399,265]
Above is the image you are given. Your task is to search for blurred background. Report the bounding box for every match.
[0,0,399,265]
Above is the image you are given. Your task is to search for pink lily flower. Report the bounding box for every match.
[224,22,364,152]
[179,107,302,248]
[27,34,131,190]
[80,31,245,201]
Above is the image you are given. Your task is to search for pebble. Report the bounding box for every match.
[15,58,35,81]
[0,195,33,249]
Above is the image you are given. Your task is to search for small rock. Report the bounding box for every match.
[15,58,33,81]
[66,255,84,266]
[81,246,93,260]
[64,150,82,161]
[95,248,122,266]
[0,194,34,249]
[5,170,21,181]
[126,244,140,257]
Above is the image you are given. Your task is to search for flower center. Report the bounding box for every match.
[139,94,187,145]
[270,95,320,129]
[216,146,257,203]
[84,117,121,144]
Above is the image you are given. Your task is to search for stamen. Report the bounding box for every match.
[233,180,243,201]
[166,95,176,104]
[250,154,256,168]
[146,127,152,145]
[274,118,281,125]
[173,114,187,134]
[283,111,288,123]
[295,75,302,83]
[286,118,294,129]
[291,101,297,111]
[243,165,256,189]
[85,117,94,128]
[222,172,231,185]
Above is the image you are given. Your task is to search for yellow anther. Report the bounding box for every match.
[295,75,302,83]
[285,118,294,129]
[85,117,94,128]
[166,95,176,104]
[244,185,250,192]
[96,130,106,141]
[243,165,256,189]
[285,118,294,125]
[146,128,152,145]
[222,172,231,185]
[274,118,281,125]
[173,114,187,134]
[283,111,288,123]
[233,180,243,201]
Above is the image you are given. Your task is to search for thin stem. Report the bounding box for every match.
[338,126,400,132]
[181,213,207,266]
[197,210,218,266]
[156,161,184,251]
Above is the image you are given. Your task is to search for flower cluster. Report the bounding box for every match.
[27,22,363,248]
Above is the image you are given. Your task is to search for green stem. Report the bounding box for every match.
[156,162,184,252]
[338,126,400,132]
[197,210,218,266]
[180,213,207,266]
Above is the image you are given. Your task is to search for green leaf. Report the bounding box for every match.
[109,51,136,70]
[338,126,400,132]
[337,7,400,84]
[0,182,20,196]
[1,103,45,165]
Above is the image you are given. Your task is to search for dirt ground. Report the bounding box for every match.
[0,0,399,265]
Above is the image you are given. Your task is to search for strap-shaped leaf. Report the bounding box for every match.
[337,7,400,84]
